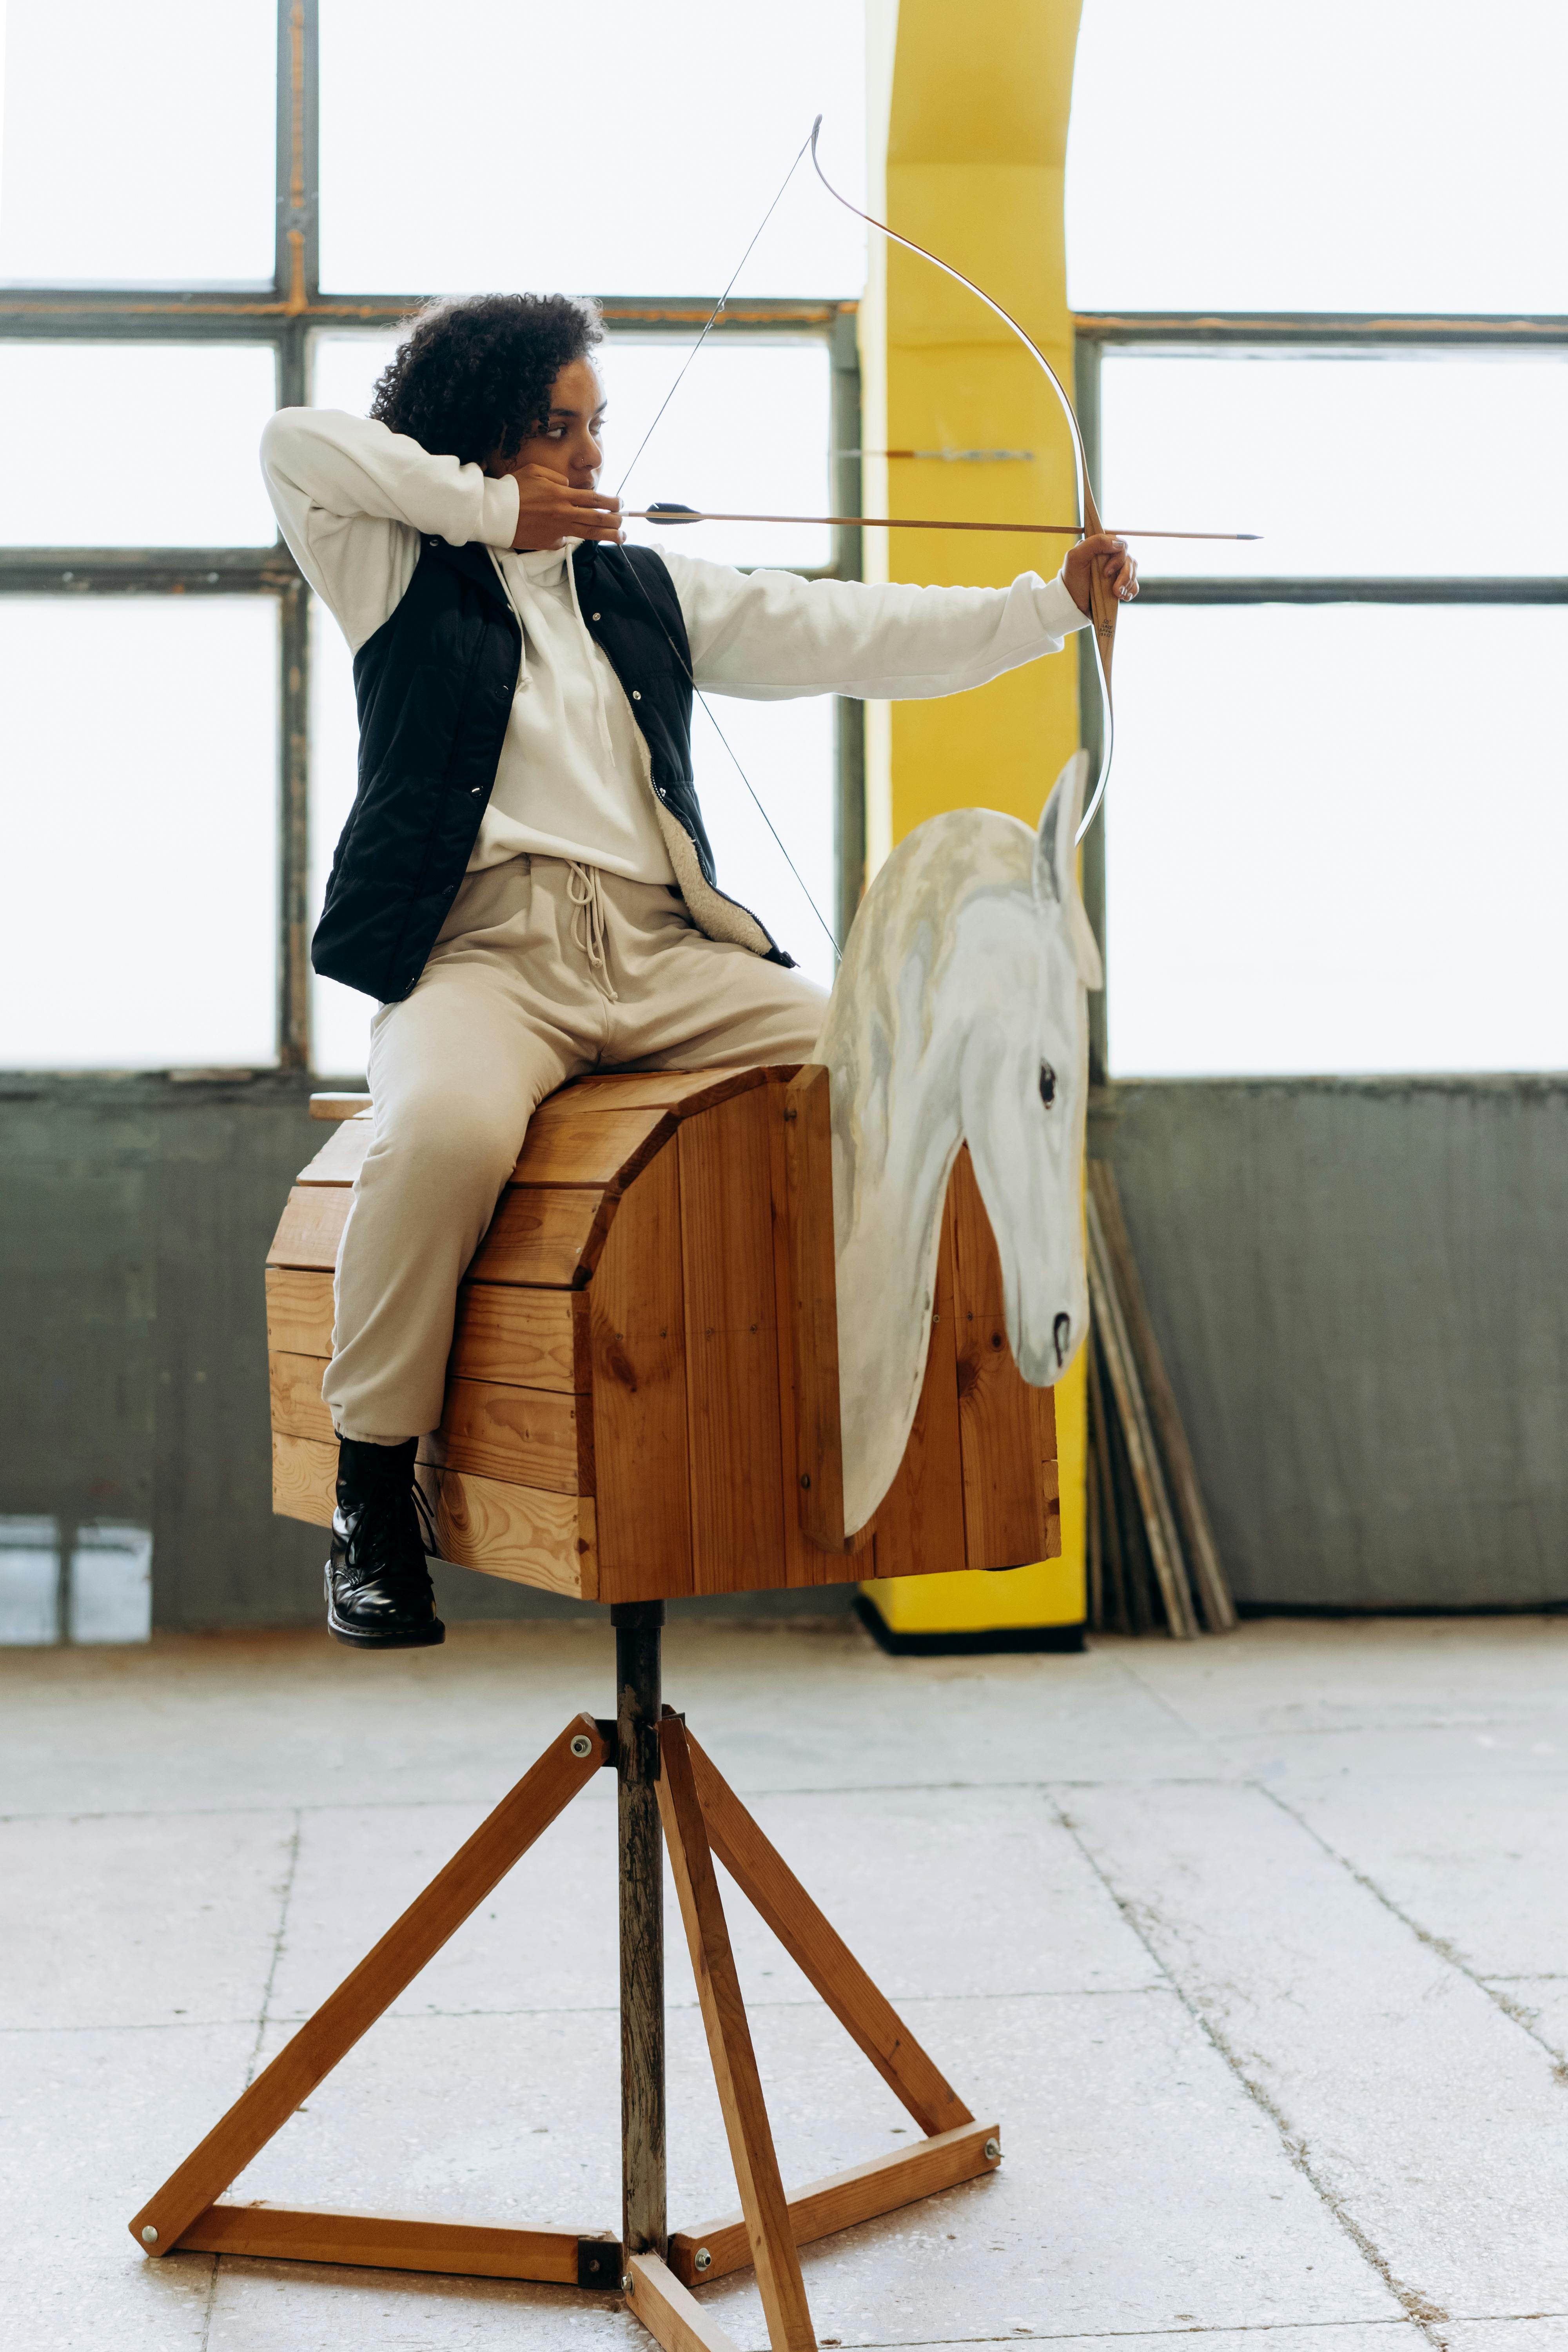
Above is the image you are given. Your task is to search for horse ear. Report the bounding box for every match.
[1034,750,1103,991]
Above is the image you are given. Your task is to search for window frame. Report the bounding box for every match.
[0,0,862,1075]
[1072,310,1568,1084]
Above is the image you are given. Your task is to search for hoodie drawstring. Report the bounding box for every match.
[567,861,618,1002]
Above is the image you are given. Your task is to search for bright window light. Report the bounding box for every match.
[1103,606,1568,1077]
[0,0,275,284]
[0,344,279,546]
[319,0,864,297]
[1068,0,1568,314]
[0,600,278,1069]
[1099,350,1568,582]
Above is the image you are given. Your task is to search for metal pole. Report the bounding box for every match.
[613,1600,666,2261]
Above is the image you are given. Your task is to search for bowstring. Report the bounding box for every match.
[613,128,814,503]
[608,125,844,961]
[616,554,843,965]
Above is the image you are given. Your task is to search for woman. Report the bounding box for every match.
[261,290,1136,1650]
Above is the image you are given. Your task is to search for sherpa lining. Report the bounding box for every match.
[650,793,776,956]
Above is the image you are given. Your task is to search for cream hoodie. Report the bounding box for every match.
[260,407,1089,939]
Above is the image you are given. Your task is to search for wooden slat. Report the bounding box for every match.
[129,1718,608,2258]
[1087,1162,1235,1631]
[782,1065,851,1557]
[590,1139,693,1602]
[423,1376,588,1495]
[867,1188,967,1581]
[298,1117,373,1186]
[509,1105,671,1190]
[265,1265,336,1359]
[657,1720,816,2352]
[669,2123,1001,2288]
[451,1283,588,1393]
[310,1092,371,1120]
[679,1090,786,1594]
[563,1066,779,1114]
[626,2252,744,2352]
[272,1430,336,1528]
[270,1351,332,1446]
[949,1149,1051,1571]
[175,2203,614,2285]
[1085,1191,1198,1639]
[1033,1382,1063,1561]
[687,1735,972,2138]
[468,1187,610,1289]
[767,1077,839,1589]
[417,1464,597,1600]
[267,1184,351,1273]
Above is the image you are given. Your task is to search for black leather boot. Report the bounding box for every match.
[325,1436,445,1650]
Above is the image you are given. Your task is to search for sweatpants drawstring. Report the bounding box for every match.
[566,861,618,1001]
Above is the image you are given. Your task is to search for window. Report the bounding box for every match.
[1067,1,1568,1079]
[317,0,865,298]
[1,3,862,1076]
[0,600,279,1069]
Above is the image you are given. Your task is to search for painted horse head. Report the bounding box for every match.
[813,750,1104,1534]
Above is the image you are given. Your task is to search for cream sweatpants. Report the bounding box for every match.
[324,855,828,1443]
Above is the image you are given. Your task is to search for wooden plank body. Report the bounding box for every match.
[264,1064,1062,1599]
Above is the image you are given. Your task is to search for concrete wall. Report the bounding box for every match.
[1098,1076,1568,1611]
[4,1071,1564,1626]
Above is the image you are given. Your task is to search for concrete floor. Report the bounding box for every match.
[4,1614,1568,2352]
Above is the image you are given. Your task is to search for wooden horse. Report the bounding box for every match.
[131,761,1100,2349]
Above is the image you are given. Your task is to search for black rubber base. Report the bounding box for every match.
[854,1595,1086,1657]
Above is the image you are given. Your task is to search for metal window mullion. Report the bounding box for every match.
[830,307,865,949]
[1074,332,1109,1088]
[273,0,318,1071]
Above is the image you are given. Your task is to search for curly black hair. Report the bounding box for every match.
[368,292,603,468]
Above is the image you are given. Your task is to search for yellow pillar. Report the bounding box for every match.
[859,0,1089,1641]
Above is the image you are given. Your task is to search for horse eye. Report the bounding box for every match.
[1038,1061,1056,1107]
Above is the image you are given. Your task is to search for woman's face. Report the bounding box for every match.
[491,356,606,485]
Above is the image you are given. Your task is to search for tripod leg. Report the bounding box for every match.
[686,1734,971,2135]
[658,1715,817,2352]
[129,1714,610,2258]
[616,1601,666,2262]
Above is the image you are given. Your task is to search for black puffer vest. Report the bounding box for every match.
[312,537,786,1003]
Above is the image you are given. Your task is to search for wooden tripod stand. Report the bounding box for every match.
[129,1604,1001,2350]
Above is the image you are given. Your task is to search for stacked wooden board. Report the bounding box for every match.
[1084,1159,1236,1639]
[266,1063,1060,1604]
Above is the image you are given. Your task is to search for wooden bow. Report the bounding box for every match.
[808,118,1119,840]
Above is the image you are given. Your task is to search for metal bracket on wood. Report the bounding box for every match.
[577,2235,622,2289]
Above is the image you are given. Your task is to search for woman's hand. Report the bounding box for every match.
[506,463,625,550]
[1064,532,1138,614]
